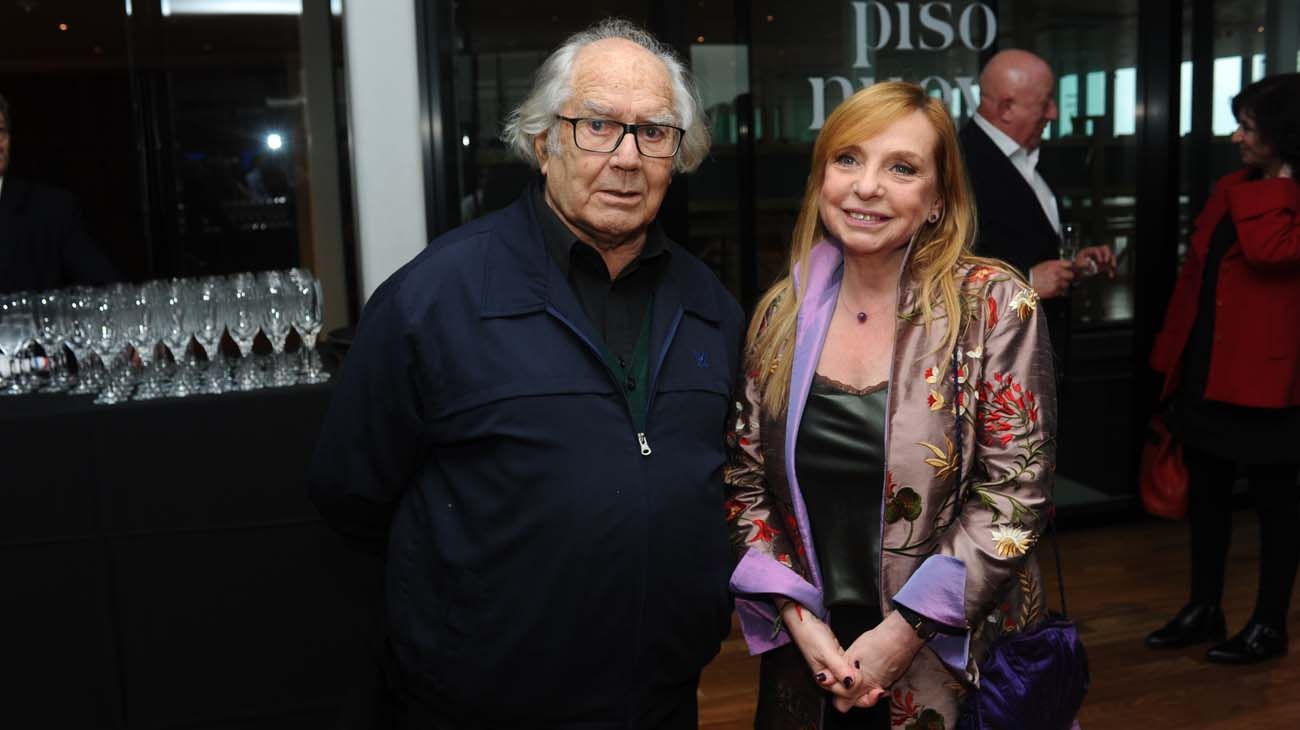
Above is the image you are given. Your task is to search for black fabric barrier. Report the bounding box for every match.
[0,381,382,729]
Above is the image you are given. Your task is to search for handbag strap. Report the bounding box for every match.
[1045,513,1069,616]
[951,297,1071,619]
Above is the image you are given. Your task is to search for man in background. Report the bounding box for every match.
[0,92,118,294]
[959,50,1116,362]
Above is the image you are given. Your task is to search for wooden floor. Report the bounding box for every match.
[698,510,1300,729]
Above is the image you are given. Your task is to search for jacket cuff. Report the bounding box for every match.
[891,554,971,673]
[730,548,825,655]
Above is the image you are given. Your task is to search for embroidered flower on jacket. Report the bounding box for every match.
[885,487,924,524]
[1009,288,1038,320]
[978,373,1039,446]
[990,525,1035,558]
[927,389,945,411]
[924,365,939,384]
[724,498,746,522]
[748,519,779,543]
[986,294,999,330]
[954,388,970,417]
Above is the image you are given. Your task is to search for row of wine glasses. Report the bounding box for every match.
[0,269,329,402]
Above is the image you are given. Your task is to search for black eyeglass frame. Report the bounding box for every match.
[556,116,685,158]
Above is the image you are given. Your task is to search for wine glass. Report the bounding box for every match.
[157,279,195,398]
[0,292,37,395]
[225,272,263,391]
[187,277,228,394]
[91,288,131,403]
[259,271,294,387]
[122,283,162,400]
[1060,222,1081,263]
[64,286,98,394]
[33,290,71,391]
[291,273,328,383]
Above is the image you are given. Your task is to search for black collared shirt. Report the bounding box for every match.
[531,181,670,366]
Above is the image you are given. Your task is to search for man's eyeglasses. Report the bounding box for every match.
[557,116,684,158]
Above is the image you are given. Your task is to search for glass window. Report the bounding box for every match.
[1113,67,1137,136]
[1180,61,1193,136]
[1212,55,1243,135]
[0,1,353,288]
[1059,74,1078,136]
[746,1,991,292]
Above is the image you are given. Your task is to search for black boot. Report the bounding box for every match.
[1206,622,1288,664]
[1145,603,1227,649]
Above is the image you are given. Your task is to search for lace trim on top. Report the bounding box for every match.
[812,372,887,396]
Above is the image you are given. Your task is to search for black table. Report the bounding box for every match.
[0,381,380,729]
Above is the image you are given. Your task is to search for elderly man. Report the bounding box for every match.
[308,19,743,730]
[959,50,1115,360]
[0,92,118,294]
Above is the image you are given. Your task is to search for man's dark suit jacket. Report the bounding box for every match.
[959,121,1067,362]
[959,121,1061,275]
[0,177,118,294]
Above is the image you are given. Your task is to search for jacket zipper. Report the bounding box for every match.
[640,307,684,458]
[547,304,682,457]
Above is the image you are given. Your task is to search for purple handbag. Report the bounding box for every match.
[955,609,1089,730]
[949,337,1090,730]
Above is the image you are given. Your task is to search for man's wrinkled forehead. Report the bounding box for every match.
[567,40,676,118]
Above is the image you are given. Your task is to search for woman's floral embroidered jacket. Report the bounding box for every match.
[724,240,1058,729]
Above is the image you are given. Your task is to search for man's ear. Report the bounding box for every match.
[533,132,550,176]
[997,95,1015,123]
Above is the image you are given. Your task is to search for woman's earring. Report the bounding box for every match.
[928,210,940,224]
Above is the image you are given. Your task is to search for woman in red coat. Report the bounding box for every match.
[1147,73,1300,664]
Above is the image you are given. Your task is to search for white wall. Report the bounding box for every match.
[342,0,428,304]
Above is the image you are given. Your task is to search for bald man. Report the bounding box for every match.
[960,50,1115,358]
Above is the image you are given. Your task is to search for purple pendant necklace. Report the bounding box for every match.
[839,296,871,324]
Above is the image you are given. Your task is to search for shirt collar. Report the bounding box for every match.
[973,112,1039,169]
[529,178,669,277]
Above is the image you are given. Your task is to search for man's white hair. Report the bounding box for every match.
[500,18,710,174]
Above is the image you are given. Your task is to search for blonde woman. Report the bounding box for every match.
[725,82,1058,728]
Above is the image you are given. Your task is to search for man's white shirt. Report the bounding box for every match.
[972,112,1060,237]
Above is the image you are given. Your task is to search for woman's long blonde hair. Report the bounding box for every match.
[748,81,992,415]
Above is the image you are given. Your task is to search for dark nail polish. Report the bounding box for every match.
[843,677,854,689]
[816,672,827,683]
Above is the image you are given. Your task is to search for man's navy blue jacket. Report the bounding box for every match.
[0,177,118,294]
[308,191,746,724]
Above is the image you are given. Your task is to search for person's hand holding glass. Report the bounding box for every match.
[1063,221,1117,280]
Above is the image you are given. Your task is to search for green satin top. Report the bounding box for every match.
[795,374,888,611]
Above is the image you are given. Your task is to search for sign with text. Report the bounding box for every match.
[807,1,997,128]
